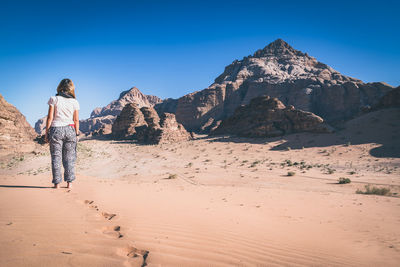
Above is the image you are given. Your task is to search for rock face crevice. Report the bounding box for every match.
[0,94,36,155]
[155,39,393,132]
[210,95,330,138]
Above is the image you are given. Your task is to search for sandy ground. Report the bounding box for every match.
[0,108,400,266]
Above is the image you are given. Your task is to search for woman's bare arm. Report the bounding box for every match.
[73,110,79,135]
[45,105,54,142]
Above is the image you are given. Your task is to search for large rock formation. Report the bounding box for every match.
[35,87,162,135]
[81,87,161,135]
[155,39,393,132]
[112,105,191,144]
[210,95,330,137]
[111,103,147,139]
[0,94,36,155]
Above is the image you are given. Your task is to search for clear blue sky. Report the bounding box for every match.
[1,0,399,126]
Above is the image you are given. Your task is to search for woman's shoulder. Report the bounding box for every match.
[48,95,58,106]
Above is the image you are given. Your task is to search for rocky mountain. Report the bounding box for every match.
[89,87,161,118]
[155,39,393,132]
[35,87,162,135]
[0,94,36,155]
[210,95,330,137]
[112,104,191,144]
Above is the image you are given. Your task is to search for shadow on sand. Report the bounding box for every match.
[0,185,53,189]
[207,108,400,158]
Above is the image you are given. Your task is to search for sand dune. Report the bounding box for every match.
[0,108,399,266]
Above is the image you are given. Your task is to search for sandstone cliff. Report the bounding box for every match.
[0,94,37,155]
[155,39,393,132]
[211,96,330,137]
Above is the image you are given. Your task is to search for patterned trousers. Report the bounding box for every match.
[49,126,77,184]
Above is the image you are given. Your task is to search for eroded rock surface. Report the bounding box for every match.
[111,103,146,139]
[374,86,400,109]
[211,95,330,137]
[0,94,37,155]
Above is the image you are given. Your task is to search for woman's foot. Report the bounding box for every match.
[53,183,59,189]
[67,182,72,189]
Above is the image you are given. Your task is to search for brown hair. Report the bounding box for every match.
[56,78,76,98]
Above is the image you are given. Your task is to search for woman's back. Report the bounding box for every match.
[48,96,80,127]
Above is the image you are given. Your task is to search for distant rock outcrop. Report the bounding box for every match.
[0,94,36,154]
[137,112,192,144]
[34,116,46,135]
[155,39,393,132]
[35,87,162,135]
[112,105,191,144]
[210,95,330,137]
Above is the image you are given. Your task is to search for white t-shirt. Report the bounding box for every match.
[48,96,80,127]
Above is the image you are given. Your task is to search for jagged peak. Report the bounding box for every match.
[253,39,304,58]
[118,87,143,100]
[266,39,292,50]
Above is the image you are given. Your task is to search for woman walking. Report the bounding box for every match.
[45,79,80,189]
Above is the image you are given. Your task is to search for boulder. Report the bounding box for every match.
[210,95,330,137]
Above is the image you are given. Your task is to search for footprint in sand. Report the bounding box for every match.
[102,212,117,220]
[123,246,149,266]
[84,200,99,210]
[102,225,124,239]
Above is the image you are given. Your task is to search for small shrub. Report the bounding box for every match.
[338,177,351,184]
[348,171,356,175]
[326,168,335,174]
[250,160,261,168]
[167,174,177,179]
[287,171,296,176]
[356,185,391,196]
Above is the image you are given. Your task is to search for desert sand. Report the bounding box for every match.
[1,108,399,266]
